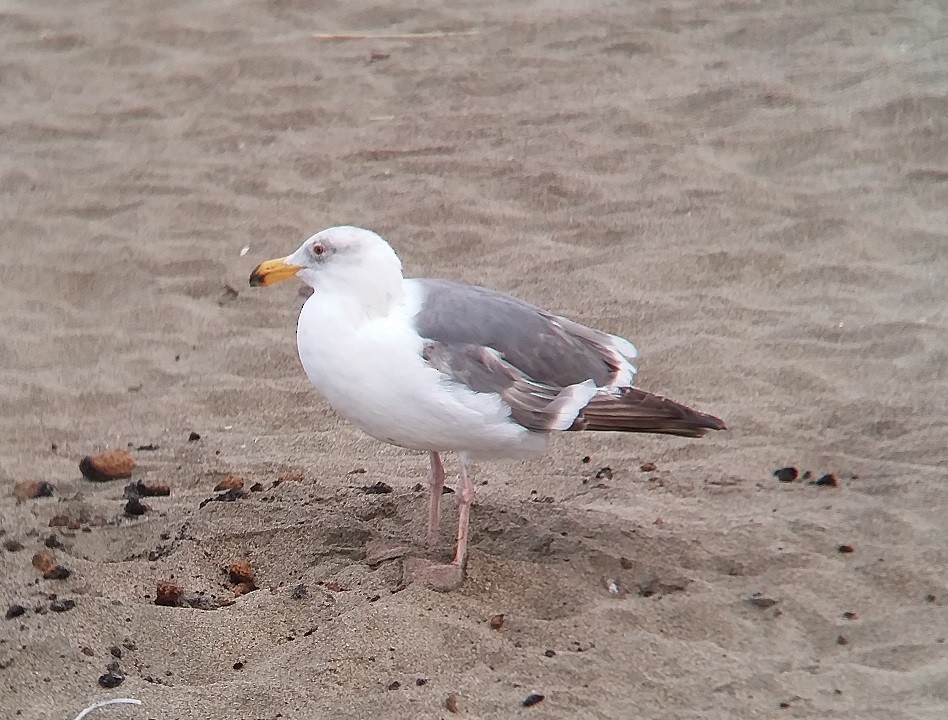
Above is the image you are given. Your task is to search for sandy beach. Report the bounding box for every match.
[1,0,946,718]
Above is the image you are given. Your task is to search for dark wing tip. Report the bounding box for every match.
[575,388,726,438]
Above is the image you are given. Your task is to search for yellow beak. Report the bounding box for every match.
[249,257,302,287]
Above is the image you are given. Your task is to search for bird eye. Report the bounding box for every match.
[311,242,325,257]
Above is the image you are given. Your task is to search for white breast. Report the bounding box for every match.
[295,283,548,460]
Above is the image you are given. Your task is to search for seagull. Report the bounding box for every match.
[250,226,725,590]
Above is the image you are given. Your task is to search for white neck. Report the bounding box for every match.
[314,258,405,324]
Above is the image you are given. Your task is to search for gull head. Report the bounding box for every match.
[249,226,403,292]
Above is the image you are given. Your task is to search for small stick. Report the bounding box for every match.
[313,31,478,41]
[73,699,143,720]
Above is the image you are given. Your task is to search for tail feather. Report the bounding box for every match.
[572,387,726,438]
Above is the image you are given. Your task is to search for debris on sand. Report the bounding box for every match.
[199,486,247,508]
[154,581,184,607]
[154,580,234,610]
[227,557,257,591]
[32,550,71,580]
[812,473,838,487]
[214,474,244,492]
[228,557,253,582]
[80,450,136,482]
[3,539,25,553]
[72,699,142,720]
[97,661,125,688]
[5,604,26,620]
[361,481,393,494]
[49,598,76,612]
[12,480,55,501]
[134,479,170,497]
[637,575,689,598]
[124,497,148,516]
[773,467,798,482]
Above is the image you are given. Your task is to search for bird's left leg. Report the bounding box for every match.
[451,460,476,569]
[366,453,444,567]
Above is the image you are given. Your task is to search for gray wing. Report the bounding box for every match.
[421,341,597,432]
[410,279,636,388]
[411,279,726,438]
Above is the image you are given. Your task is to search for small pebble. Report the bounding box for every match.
[12,480,55,501]
[200,487,246,506]
[124,497,148,516]
[640,462,657,472]
[837,544,855,554]
[544,649,556,657]
[3,539,25,552]
[80,450,136,482]
[214,474,244,492]
[32,550,70,580]
[595,466,613,480]
[812,473,838,487]
[49,514,73,528]
[233,581,257,596]
[135,479,170,497]
[387,680,401,690]
[5,604,26,620]
[155,581,183,607]
[415,678,428,686]
[228,558,255,585]
[773,467,798,482]
[188,431,201,442]
[444,693,459,713]
[97,666,125,688]
[109,646,122,659]
[836,634,848,645]
[361,481,393,494]
[49,599,75,612]
[522,693,545,708]
[489,613,505,630]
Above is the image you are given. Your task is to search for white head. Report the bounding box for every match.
[250,226,405,313]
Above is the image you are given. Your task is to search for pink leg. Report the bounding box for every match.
[402,457,476,591]
[451,461,476,568]
[426,451,445,547]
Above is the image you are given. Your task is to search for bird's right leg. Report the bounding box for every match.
[425,451,445,547]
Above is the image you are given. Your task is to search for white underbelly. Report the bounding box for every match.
[295,297,547,460]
